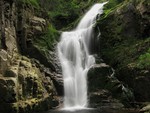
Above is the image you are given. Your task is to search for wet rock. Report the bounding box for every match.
[89,89,111,104]
[96,0,150,104]
[44,70,63,96]
[88,63,135,107]
[88,63,112,91]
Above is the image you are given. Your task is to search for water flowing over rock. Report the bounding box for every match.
[57,2,107,109]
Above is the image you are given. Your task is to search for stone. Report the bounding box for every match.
[96,0,150,104]
[88,63,112,91]
[0,49,8,75]
[140,104,150,113]
[30,16,46,26]
[0,78,17,103]
[4,69,17,77]
[5,27,17,54]
[0,0,60,112]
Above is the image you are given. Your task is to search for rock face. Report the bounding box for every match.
[88,63,134,108]
[96,0,150,104]
[0,0,149,112]
[0,0,61,113]
[0,53,59,113]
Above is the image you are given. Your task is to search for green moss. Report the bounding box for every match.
[20,0,39,8]
[97,0,150,72]
[33,24,59,50]
[105,0,125,9]
[100,0,125,21]
[137,48,150,69]
[102,37,150,71]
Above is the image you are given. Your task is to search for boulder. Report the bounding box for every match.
[88,63,134,107]
[29,16,46,35]
[140,104,150,113]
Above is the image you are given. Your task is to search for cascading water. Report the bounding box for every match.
[57,2,106,110]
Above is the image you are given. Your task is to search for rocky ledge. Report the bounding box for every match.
[0,50,59,113]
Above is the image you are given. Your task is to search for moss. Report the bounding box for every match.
[33,23,59,50]
[19,0,39,8]
[97,0,150,71]
[102,37,150,71]
[102,2,125,21]
[105,0,125,9]
[136,48,150,69]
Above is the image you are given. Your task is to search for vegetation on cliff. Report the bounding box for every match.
[96,0,150,105]
[0,0,150,112]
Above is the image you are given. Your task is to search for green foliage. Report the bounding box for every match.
[105,0,124,9]
[46,0,81,29]
[97,0,150,71]
[137,48,150,69]
[21,0,39,8]
[99,0,125,21]
[34,24,59,50]
[42,0,106,29]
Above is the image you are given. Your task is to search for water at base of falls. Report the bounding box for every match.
[57,2,107,110]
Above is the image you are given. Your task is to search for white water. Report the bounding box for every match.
[58,2,106,110]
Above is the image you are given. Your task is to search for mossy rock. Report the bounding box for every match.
[95,0,150,103]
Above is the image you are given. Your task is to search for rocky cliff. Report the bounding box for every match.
[0,0,100,112]
[0,0,61,113]
[0,0,150,112]
[91,0,150,110]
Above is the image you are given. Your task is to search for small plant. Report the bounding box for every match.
[137,48,150,69]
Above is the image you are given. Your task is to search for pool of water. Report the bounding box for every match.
[42,108,139,113]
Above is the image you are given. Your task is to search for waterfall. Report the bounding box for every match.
[57,2,106,110]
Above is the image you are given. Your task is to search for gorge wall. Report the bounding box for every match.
[90,0,150,110]
[0,0,61,113]
[0,0,150,113]
[97,0,150,102]
[0,0,99,112]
